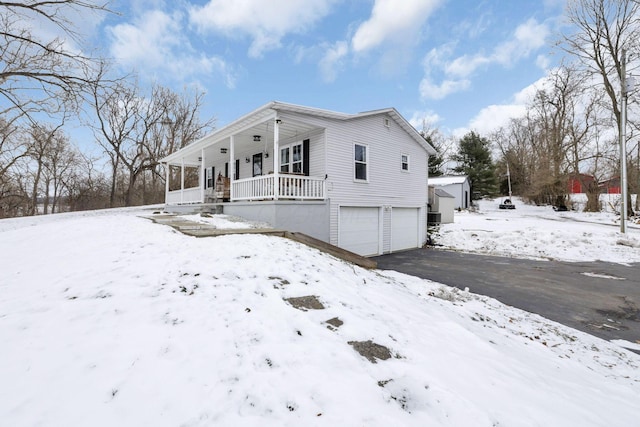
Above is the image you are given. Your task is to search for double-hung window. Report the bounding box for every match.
[280,142,303,174]
[354,143,368,181]
[401,154,409,171]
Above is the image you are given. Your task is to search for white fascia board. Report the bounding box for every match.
[161,103,278,164]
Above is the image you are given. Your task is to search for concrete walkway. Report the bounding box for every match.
[143,214,377,269]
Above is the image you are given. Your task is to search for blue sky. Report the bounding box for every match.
[88,0,567,138]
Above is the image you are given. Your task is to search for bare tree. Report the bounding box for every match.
[91,80,214,207]
[562,0,640,213]
[42,129,77,213]
[0,116,29,216]
[65,152,110,212]
[494,65,613,210]
[0,1,112,124]
[492,117,536,197]
[90,79,140,207]
[26,122,66,214]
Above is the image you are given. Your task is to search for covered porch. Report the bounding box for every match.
[163,105,327,204]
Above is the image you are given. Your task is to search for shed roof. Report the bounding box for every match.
[429,175,469,186]
[434,188,455,198]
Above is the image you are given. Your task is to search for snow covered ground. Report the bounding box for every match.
[1,205,639,426]
[434,197,640,264]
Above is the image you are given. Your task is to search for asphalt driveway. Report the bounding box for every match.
[373,248,640,350]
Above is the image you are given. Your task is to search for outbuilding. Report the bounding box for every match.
[428,175,471,210]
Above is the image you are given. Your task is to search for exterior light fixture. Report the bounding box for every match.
[264,151,269,158]
[245,157,250,163]
[253,135,261,142]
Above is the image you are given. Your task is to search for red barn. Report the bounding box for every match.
[599,177,621,194]
[567,174,596,193]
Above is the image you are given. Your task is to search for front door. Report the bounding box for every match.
[253,153,263,177]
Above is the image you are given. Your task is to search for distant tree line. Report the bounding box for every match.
[1,0,639,218]
[0,1,214,218]
[425,0,639,214]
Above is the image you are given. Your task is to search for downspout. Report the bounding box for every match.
[273,116,280,200]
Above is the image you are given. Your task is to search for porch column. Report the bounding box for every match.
[165,162,169,202]
[230,135,235,200]
[273,116,280,200]
[180,158,185,203]
[200,148,205,203]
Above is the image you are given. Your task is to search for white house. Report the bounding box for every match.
[428,175,471,210]
[161,101,436,257]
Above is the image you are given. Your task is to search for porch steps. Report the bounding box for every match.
[143,215,377,270]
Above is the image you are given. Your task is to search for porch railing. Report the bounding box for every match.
[166,187,202,204]
[232,174,326,201]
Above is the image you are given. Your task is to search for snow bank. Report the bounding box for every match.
[434,198,640,264]
[1,209,638,426]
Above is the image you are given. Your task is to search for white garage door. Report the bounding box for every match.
[392,208,419,252]
[339,207,380,256]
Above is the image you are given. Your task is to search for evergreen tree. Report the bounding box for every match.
[453,131,498,199]
[423,134,444,177]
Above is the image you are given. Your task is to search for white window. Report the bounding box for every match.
[354,143,368,181]
[205,167,214,188]
[280,142,303,174]
[401,154,409,171]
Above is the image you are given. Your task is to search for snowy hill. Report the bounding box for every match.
[1,207,639,426]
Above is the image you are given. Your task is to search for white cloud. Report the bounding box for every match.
[492,18,549,66]
[419,77,470,100]
[465,104,527,136]
[319,41,349,83]
[189,0,336,58]
[408,110,442,130]
[445,54,491,78]
[420,18,550,101]
[108,10,237,87]
[351,0,443,53]
[536,54,551,70]
[457,76,550,137]
[109,10,180,67]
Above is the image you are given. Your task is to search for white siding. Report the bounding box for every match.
[276,124,326,178]
[322,114,429,251]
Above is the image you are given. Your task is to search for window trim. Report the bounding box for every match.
[354,142,369,182]
[401,153,409,172]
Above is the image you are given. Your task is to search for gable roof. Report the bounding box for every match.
[162,101,435,163]
[429,175,469,186]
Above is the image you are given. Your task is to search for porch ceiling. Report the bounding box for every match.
[169,116,322,164]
